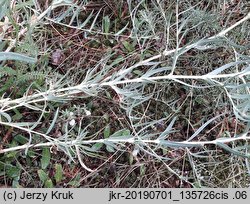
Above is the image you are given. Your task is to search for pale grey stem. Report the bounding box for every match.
[75,145,94,172]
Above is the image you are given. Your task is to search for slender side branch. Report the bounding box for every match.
[211,12,250,39]
[117,12,250,75]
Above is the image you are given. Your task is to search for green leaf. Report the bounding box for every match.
[54,164,63,183]
[44,179,54,188]
[0,52,37,63]
[7,166,21,180]
[193,182,202,188]
[104,125,111,138]
[91,143,103,151]
[27,150,36,158]
[122,41,134,52]
[68,173,81,187]
[14,135,28,145]
[110,129,130,138]
[0,77,15,94]
[6,151,18,158]
[37,169,48,183]
[104,140,118,153]
[12,109,23,121]
[103,16,110,34]
[41,147,51,169]
[109,56,124,67]
[0,66,17,76]
[15,0,34,9]
[133,70,143,76]
[140,164,146,176]
[129,153,134,165]
[106,144,115,153]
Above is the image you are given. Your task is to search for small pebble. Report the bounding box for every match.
[51,49,64,65]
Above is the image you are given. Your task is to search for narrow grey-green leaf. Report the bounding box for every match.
[115,22,129,36]
[159,117,177,139]
[206,60,250,76]
[217,142,250,158]
[89,8,102,32]
[0,111,11,122]
[0,52,37,63]
[187,114,223,142]
[159,140,202,148]
[79,10,94,28]
[46,108,59,134]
